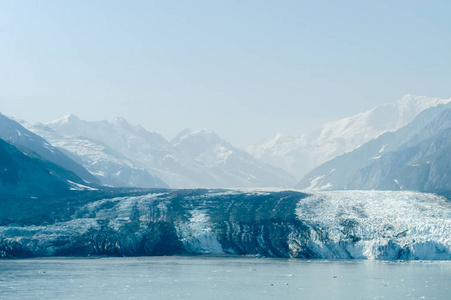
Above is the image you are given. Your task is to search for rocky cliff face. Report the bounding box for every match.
[1,189,450,260]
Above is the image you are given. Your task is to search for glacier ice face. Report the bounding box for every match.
[175,209,224,254]
[295,191,451,260]
[0,190,450,260]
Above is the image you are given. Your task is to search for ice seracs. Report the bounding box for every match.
[295,191,451,260]
[1,190,450,260]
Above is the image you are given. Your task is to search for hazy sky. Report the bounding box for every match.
[1,1,450,146]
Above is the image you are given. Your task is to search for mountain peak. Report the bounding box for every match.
[111,116,128,124]
[53,114,82,124]
[296,102,451,192]
[170,128,191,143]
[181,129,219,141]
[170,128,219,146]
[111,116,149,133]
[396,94,451,110]
[191,129,215,136]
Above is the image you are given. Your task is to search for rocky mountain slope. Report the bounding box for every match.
[25,115,294,188]
[247,95,451,180]
[0,113,99,185]
[25,120,168,188]
[170,129,295,188]
[296,102,451,192]
[0,137,95,198]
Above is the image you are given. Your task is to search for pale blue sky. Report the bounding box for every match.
[1,1,450,145]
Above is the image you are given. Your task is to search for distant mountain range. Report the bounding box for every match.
[296,102,451,192]
[23,114,294,189]
[2,94,450,194]
[169,129,294,188]
[24,116,169,189]
[246,95,451,180]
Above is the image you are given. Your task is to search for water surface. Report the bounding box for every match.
[0,256,450,299]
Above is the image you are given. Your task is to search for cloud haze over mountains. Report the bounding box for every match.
[297,101,451,192]
[0,94,444,193]
[22,114,294,189]
[247,95,451,180]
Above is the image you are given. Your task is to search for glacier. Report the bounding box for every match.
[1,189,450,260]
[294,191,451,260]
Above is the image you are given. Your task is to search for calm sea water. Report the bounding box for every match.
[0,256,450,300]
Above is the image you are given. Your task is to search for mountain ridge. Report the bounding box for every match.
[296,102,451,192]
[0,137,95,198]
[0,113,100,185]
[25,116,294,189]
[246,95,451,180]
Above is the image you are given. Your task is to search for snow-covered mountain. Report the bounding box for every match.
[246,95,451,180]
[0,137,95,198]
[25,119,169,188]
[0,113,100,185]
[296,102,451,192]
[25,115,294,188]
[170,129,295,188]
[25,114,171,188]
[245,133,315,181]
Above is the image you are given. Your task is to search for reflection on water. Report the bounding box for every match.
[0,256,450,299]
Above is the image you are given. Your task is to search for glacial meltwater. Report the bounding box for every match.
[0,257,450,300]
